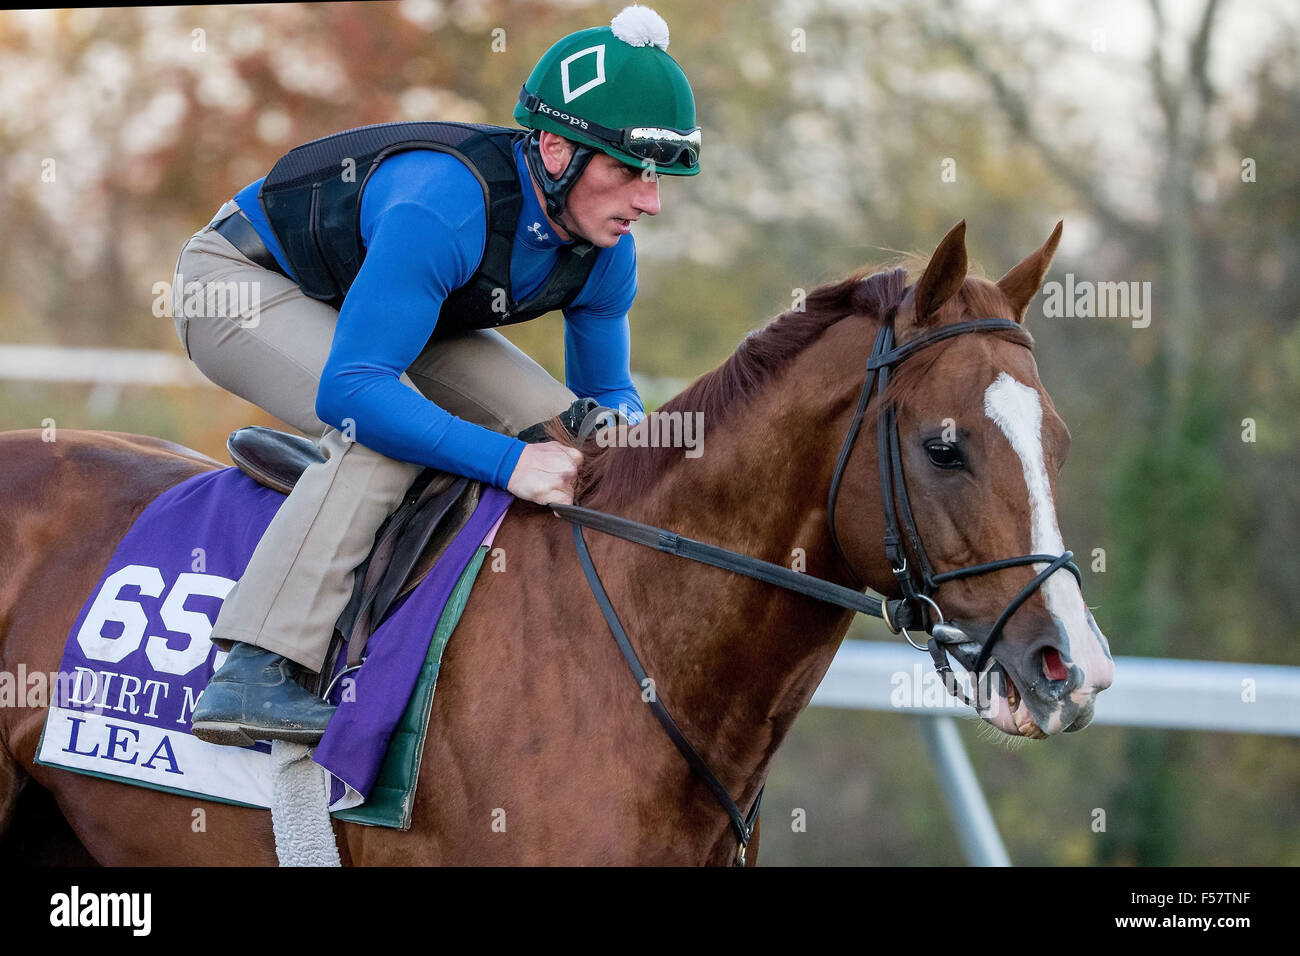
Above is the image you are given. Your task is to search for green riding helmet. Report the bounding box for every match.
[514,5,700,176]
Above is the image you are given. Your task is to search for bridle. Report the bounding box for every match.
[551,304,1083,865]
[827,312,1082,705]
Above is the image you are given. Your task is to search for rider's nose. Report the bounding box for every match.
[633,176,660,217]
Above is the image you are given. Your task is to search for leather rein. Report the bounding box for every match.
[551,312,1082,866]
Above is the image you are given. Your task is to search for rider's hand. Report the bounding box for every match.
[506,440,583,506]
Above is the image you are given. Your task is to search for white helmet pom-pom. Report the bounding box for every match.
[610,5,670,51]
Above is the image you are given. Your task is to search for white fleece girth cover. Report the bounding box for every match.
[270,741,341,867]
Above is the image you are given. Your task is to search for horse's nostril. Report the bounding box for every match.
[1042,646,1068,681]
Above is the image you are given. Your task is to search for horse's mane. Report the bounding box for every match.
[566,263,1016,509]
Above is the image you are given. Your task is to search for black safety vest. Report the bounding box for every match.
[257,121,599,334]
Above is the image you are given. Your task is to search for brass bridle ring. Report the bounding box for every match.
[880,597,898,634]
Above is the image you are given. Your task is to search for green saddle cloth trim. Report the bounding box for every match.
[331,542,489,829]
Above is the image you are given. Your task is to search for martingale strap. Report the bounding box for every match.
[569,521,763,860]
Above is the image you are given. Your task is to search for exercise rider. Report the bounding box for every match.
[169,6,700,746]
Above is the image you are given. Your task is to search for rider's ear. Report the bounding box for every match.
[909,220,968,327]
[997,220,1063,323]
[538,131,576,177]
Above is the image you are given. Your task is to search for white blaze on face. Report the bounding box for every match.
[982,373,1114,712]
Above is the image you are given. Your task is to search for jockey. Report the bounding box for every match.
[174,5,700,746]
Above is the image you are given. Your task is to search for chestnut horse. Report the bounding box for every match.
[0,222,1112,865]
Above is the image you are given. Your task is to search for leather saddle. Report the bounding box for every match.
[227,425,480,689]
[225,398,612,691]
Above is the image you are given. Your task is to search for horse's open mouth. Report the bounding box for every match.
[994,667,1047,739]
[946,641,1049,739]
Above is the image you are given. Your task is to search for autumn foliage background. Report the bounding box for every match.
[0,1,1296,864]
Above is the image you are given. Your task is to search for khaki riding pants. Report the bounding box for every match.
[172,199,575,672]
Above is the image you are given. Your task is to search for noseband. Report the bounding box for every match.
[826,314,1081,705]
[553,309,1083,864]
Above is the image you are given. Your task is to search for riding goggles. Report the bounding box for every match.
[517,88,701,169]
[620,126,701,168]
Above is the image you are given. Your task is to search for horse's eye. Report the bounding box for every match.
[925,441,963,469]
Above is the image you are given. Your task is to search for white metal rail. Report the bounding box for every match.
[815,641,1300,736]
[812,640,1300,865]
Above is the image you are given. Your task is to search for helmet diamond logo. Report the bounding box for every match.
[560,44,606,103]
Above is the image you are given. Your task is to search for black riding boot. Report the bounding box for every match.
[190,642,337,747]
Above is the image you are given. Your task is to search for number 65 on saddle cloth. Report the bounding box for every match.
[34,463,512,828]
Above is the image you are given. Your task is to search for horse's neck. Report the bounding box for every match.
[582,407,858,832]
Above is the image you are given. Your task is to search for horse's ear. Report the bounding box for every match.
[997,220,1063,323]
[908,220,968,327]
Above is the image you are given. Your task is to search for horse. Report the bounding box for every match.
[0,221,1113,865]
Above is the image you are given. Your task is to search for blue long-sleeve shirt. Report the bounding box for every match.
[231,139,644,488]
